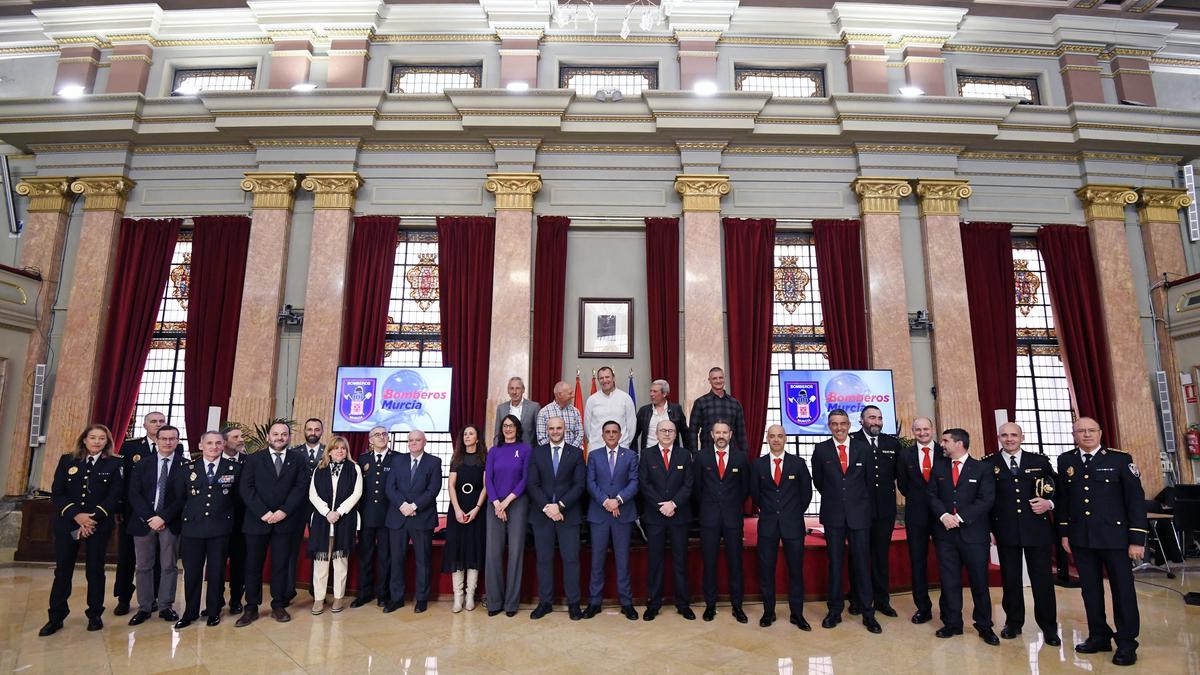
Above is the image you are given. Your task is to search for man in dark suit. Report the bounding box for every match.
[896,416,946,624]
[750,424,813,630]
[1057,417,1148,667]
[384,429,442,614]
[927,427,998,645]
[493,376,540,447]
[695,419,749,623]
[527,416,587,620]
[125,424,186,626]
[583,420,640,620]
[848,405,902,618]
[218,426,247,615]
[987,422,1060,646]
[639,419,695,621]
[811,409,880,633]
[288,417,325,604]
[170,431,241,628]
[235,421,307,627]
[631,379,691,453]
[353,426,396,608]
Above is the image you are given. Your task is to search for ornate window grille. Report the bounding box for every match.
[559,65,658,96]
[390,65,482,94]
[958,74,1041,104]
[734,67,825,97]
[172,67,256,94]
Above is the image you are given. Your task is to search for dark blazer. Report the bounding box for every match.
[750,452,813,540]
[811,437,874,530]
[51,453,124,533]
[239,448,308,535]
[897,443,948,527]
[586,445,639,524]
[638,445,693,526]
[385,452,442,531]
[527,442,587,527]
[359,450,398,528]
[119,437,182,513]
[126,451,186,536]
[987,450,1057,548]
[493,399,541,447]
[168,458,241,538]
[1056,448,1149,549]
[851,430,903,520]
[631,402,692,453]
[927,455,995,544]
[694,446,749,530]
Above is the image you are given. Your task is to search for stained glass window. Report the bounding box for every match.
[172,68,255,94]
[958,74,1040,104]
[559,65,657,97]
[390,65,482,94]
[735,68,825,97]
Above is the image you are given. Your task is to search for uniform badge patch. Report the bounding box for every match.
[994,466,1000,475]
[190,472,197,481]
[363,464,370,472]
[1067,466,1075,477]
[1128,463,1140,478]
[67,466,78,475]
[132,454,141,463]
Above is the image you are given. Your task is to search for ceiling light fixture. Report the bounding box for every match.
[693,80,718,96]
[57,84,86,99]
[291,82,318,92]
[899,86,925,97]
[506,81,530,92]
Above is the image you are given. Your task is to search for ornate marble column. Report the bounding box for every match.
[39,176,134,489]
[851,178,917,428]
[290,173,361,433]
[1137,187,1194,484]
[915,180,983,451]
[483,173,540,436]
[1076,184,1163,495]
[676,174,729,413]
[227,172,299,427]
[7,178,73,494]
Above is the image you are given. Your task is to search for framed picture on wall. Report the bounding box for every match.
[579,298,634,358]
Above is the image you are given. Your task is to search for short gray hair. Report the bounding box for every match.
[651,379,670,396]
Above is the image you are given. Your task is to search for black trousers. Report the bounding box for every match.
[531,520,581,605]
[49,525,113,623]
[357,524,391,601]
[699,523,743,606]
[906,520,934,615]
[847,515,895,608]
[388,526,433,603]
[645,521,690,610]
[114,518,159,604]
[1074,545,1140,652]
[935,535,992,630]
[224,531,246,608]
[997,544,1057,634]
[825,526,873,618]
[759,529,805,618]
[180,535,229,620]
[244,530,297,610]
[285,512,310,599]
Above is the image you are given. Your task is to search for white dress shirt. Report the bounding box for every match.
[584,387,637,450]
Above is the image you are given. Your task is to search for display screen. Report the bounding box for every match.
[332,366,452,433]
[777,369,897,435]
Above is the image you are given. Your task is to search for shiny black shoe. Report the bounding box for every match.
[583,604,601,619]
[504,610,516,617]
[487,609,503,617]
[876,604,898,618]
[86,616,103,632]
[206,614,221,627]
[1112,648,1137,666]
[159,609,179,622]
[1001,625,1022,640]
[113,601,131,617]
[568,604,582,621]
[863,616,882,634]
[127,610,152,626]
[911,611,932,624]
[677,607,695,621]
[173,618,193,630]
[977,628,1000,646]
[848,603,863,616]
[414,601,428,614]
[732,606,748,624]
[621,605,638,621]
[531,603,553,620]
[1075,636,1113,654]
[790,615,811,631]
[1044,634,1062,647]
[935,625,963,638]
[228,603,243,616]
[37,621,63,637]
[703,605,716,622]
[382,601,404,614]
[642,607,659,621]
[350,596,374,609]
[821,612,841,629]
[759,613,776,628]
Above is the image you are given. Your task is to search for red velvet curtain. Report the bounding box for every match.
[1037,224,1120,445]
[723,217,776,461]
[92,218,183,438]
[341,216,401,456]
[645,217,681,396]
[961,222,1017,455]
[812,219,869,369]
[438,216,496,434]
[530,216,570,404]
[183,215,250,454]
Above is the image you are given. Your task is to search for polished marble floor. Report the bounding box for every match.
[1,561,1197,674]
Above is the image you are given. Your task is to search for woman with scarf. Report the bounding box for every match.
[308,436,362,615]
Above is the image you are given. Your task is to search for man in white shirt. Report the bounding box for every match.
[897,417,945,625]
[288,417,325,604]
[583,366,637,452]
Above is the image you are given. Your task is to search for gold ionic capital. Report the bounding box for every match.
[673,174,730,213]
[15,177,72,214]
[300,172,361,210]
[1136,187,1193,224]
[1075,184,1136,222]
[241,172,299,210]
[915,179,972,218]
[69,176,135,212]
[852,177,912,215]
[485,172,542,211]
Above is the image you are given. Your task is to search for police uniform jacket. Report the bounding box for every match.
[1055,448,1148,549]
[167,457,241,539]
[850,430,903,521]
[359,450,397,528]
[986,450,1057,548]
[51,453,124,534]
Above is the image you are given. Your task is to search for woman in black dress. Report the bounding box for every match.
[443,424,488,612]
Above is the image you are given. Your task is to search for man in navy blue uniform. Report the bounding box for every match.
[638,420,695,621]
[353,426,396,608]
[219,426,247,615]
[847,405,903,618]
[928,428,998,646]
[583,420,640,620]
[171,431,241,628]
[750,424,813,630]
[384,429,442,614]
[235,421,307,626]
[695,420,749,623]
[811,409,880,633]
[1057,417,1148,667]
[125,424,186,626]
[896,416,945,625]
[527,416,587,620]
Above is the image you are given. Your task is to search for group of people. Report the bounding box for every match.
[41,365,1150,666]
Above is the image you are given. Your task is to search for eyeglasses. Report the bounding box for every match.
[369,432,388,438]
[1074,428,1100,433]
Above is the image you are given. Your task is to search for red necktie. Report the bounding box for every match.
[838,444,848,474]
[717,450,726,479]
[662,448,670,470]
[952,459,961,487]
[922,447,932,482]
[773,457,782,486]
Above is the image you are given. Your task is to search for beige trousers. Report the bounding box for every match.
[312,537,348,602]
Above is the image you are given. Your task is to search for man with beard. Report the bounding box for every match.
[847,405,902,618]
[695,420,749,623]
[288,418,325,604]
[219,426,248,615]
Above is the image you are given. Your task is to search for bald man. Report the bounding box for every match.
[384,430,442,614]
[896,417,946,624]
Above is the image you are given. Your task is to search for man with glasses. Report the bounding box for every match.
[354,426,396,608]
